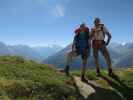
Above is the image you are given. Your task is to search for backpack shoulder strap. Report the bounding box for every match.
[100,24,104,30]
[75,28,80,35]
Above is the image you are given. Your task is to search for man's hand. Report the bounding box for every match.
[105,32,111,46]
[105,42,109,46]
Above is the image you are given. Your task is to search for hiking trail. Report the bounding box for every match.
[72,76,125,100]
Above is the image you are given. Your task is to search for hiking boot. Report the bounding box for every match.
[96,69,101,77]
[108,68,113,76]
[64,65,70,76]
[81,74,88,82]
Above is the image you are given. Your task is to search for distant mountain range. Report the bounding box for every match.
[44,42,133,68]
[0,42,63,62]
[0,41,133,68]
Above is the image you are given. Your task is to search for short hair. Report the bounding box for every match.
[94,17,100,23]
[80,22,86,28]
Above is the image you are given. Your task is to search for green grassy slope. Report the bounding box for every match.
[0,56,79,100]
[0,56,132,100]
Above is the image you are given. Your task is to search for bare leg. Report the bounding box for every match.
[100,46,113,76]
[66,51,79,66]
[81,58,88,79]
[93,48,100,76]
[81,49,88,81]
[65,51,79,76]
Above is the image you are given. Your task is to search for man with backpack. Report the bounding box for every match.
[64,23,91,81]
[91,17,113,76]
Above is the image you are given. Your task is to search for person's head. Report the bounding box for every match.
[80,23,86,29]
[94,17,100,26]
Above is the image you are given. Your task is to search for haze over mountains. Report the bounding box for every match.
[0,42,63,62]
[44,42,133,68]
[0,41,133,68]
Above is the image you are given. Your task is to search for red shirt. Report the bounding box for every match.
[75,27,89,35]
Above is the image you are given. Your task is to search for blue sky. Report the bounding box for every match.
[0,0,133,46]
